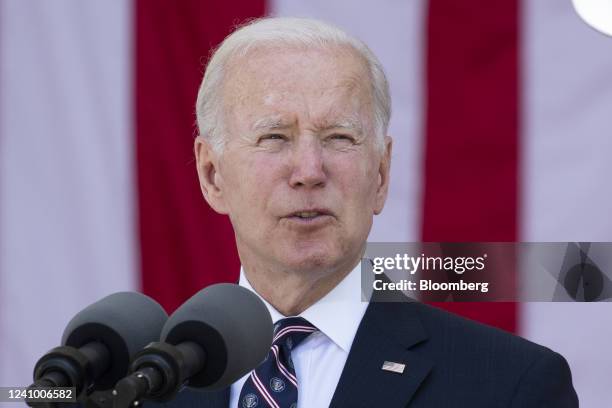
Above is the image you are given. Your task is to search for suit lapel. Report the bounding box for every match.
[329,301,433,408]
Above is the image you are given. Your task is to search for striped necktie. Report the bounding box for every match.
[238,317,317,408]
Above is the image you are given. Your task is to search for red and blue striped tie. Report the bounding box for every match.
[238,317,317,408]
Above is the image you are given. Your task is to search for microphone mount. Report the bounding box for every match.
[112,341,206,408]
[29,341,110,403]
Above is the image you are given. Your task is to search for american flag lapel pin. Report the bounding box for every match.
[381,361,406,374]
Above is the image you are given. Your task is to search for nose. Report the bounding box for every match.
[288,137,327,189]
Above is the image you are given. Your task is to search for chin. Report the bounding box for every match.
[283,235,364,272]
[280,247,341,274]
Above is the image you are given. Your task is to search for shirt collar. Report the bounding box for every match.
[238,263,367,352]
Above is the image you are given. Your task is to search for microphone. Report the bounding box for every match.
[28,292,168,405]
[112,283,273,407]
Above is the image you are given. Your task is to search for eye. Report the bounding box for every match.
[258,134,287,143]
[327,134,355,143]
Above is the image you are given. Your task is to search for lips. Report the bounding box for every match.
[281,208,335,228]
[286,208,333,219]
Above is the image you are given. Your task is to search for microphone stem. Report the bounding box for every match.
[79,342,111,380]
[33,370,70,387]
[113,367,159,408]
[135,366,164,394]
[175,342,206,379]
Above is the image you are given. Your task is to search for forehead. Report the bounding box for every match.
[222,45,373,127]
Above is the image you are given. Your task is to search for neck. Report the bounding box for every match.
[242,257,359,316]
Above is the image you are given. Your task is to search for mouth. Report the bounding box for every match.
[283,209,335,226]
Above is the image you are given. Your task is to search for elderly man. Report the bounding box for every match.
[164,17,577,408]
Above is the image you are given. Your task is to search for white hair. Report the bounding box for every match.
[195,17,391,153]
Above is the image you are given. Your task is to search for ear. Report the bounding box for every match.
[373,135,392,215]
[194,136,229,214]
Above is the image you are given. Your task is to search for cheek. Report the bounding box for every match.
[331,154,379,208]
[223,153,286,214]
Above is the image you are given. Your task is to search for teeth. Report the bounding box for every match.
[296,211,319,218]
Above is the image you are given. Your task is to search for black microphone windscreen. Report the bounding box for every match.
[161,283,273,391]
[61,292,168,389]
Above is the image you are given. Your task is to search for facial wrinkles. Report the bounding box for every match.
[221,46,379,188]
[226,48,372,136]
[255,88,367,140]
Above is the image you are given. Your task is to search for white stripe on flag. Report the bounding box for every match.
[0,0,136,391]
[521,1,612,407]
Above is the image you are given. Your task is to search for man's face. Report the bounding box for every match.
[196,45,391,276]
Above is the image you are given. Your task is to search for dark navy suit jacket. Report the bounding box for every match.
[147,300,578,407]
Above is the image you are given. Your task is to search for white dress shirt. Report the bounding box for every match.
[229,263,368,408]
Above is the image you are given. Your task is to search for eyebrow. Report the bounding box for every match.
[251,115,363,133]
[317,118,363,133]
[251,116,290,131]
